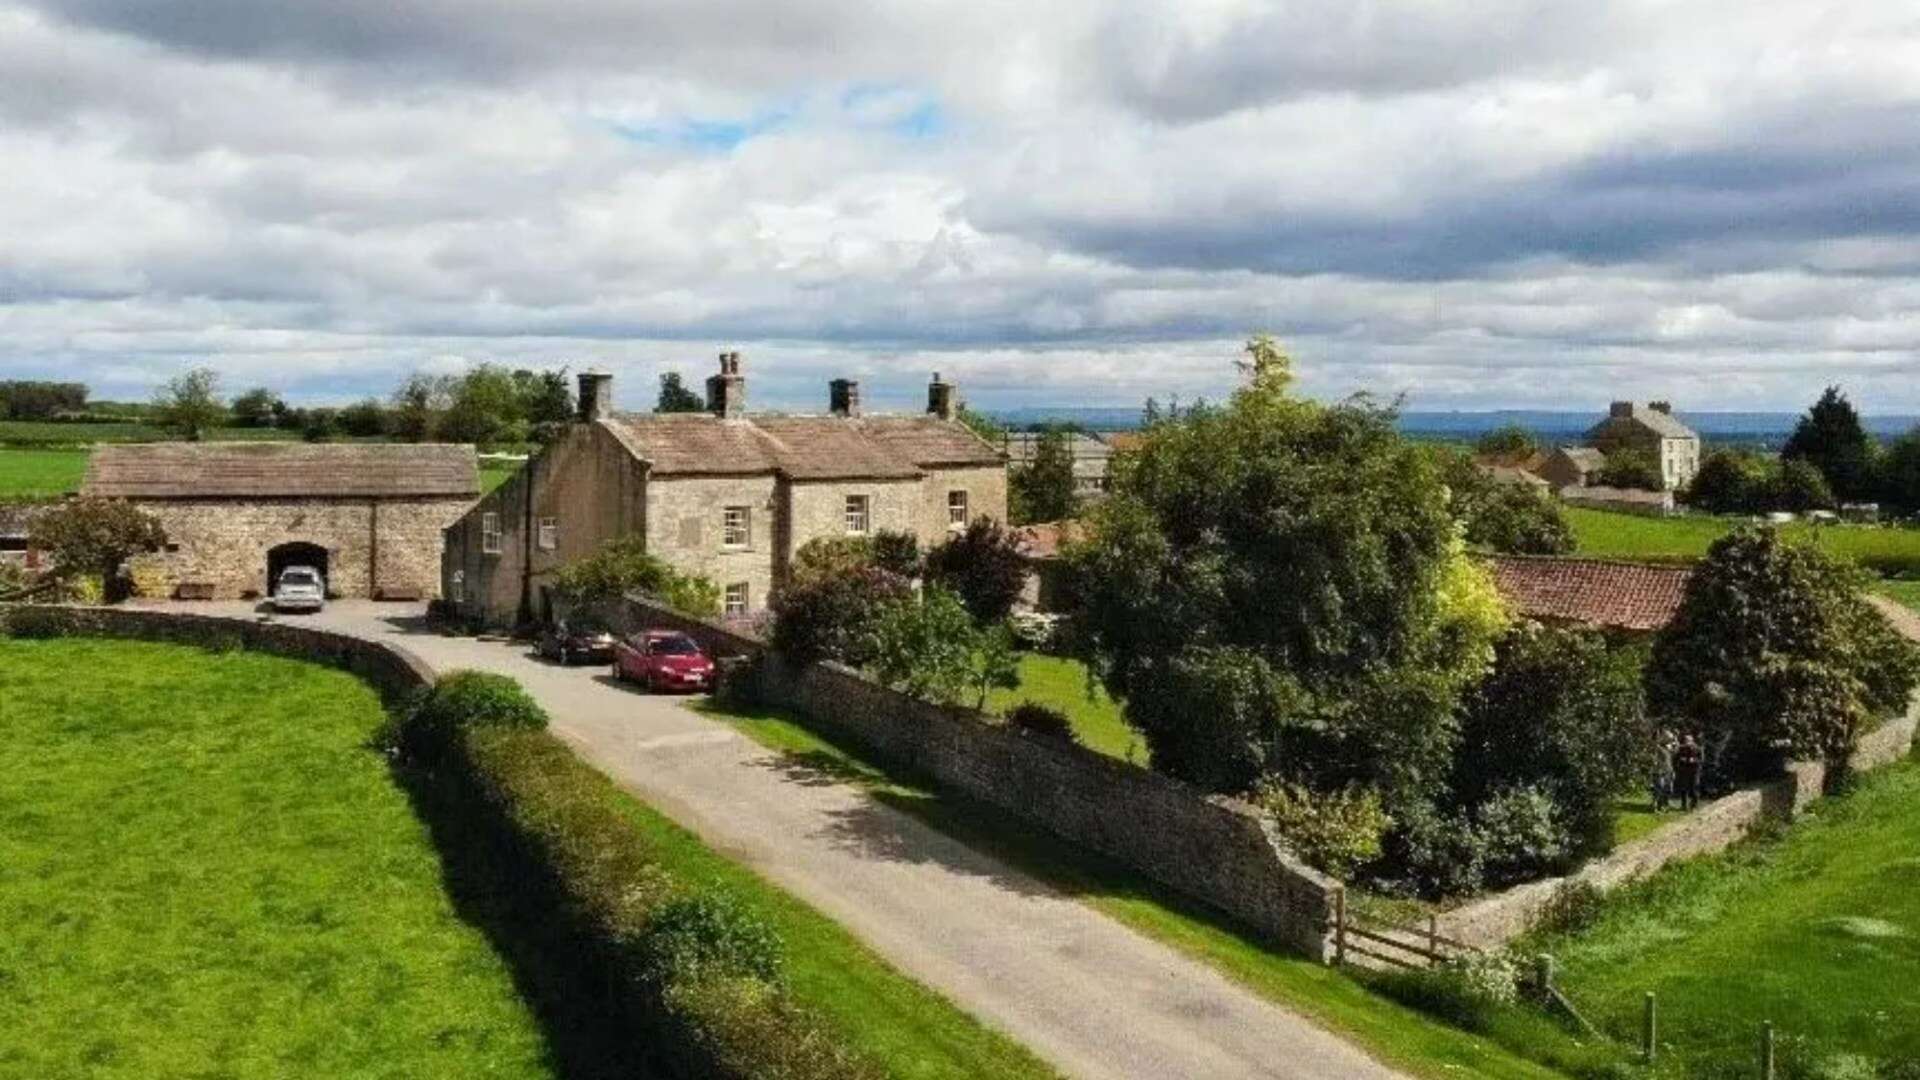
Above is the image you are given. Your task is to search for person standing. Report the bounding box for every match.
[1652,729,1678,811]
[1673,734,1704,811]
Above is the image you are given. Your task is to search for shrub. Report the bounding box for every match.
[1122,645,1311,795]
[1440,449,1574,555]
[923,519,1028,624]
[401,670,548,758]
[1533,881,1607,935]
[790,536,878,588]
[1005,702,1076,744]
[1384,801,1488,898]
[1253,781,1390,879]
[1372,951,1521,1033]
[638,892,785,988]
[1771,457,1835,512]
[28,497,167,601]
[1596,449,1665,492]
[870,530,922,579]
[1475,786,1569,889]
[770,566,912,666]
[1684,448,1774,513]
[866,586,1019,709]
[551,535,720,617]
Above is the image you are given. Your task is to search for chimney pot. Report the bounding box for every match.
[1649,400,1672,414]
[707,351,746,418]
[577,370,614,422]
[928,373,957,421]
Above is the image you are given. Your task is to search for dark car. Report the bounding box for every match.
[537,617,617,665]
[612,630,716,693]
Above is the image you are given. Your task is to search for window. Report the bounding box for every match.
[481,512,502,555]
[724,582,749,617]
[947,489,968,530]
[449,570,465,603]
[844,494,870,535]
[722,506,750,548]
[537,517,558,551]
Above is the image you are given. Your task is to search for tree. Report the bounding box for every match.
[153,368,226,441]
[1439,449,1573,555]
[656,372,705,413]
[923,518,1028,624]
[230,387,283,428]
[1646,527,1920,768]
[1010,426,1079,524]
[391,373,455,441]
[1684,449,1772,514]
[338,398,390,438]
[300,407,339,443]
[439,365,529,448]
[514,368,574,443]
[1474,424,1540,463]
[1595,448,1664,491]
[1881,426,1920,514]
[0,381,87,420]
[1453,624,1652,860]
[1066,339,1508,810]
[868,587,1020,709]
[1783,386,1877,502]
[28,498,167,601]
[770,567,913,666]
[1769,457,1834,512]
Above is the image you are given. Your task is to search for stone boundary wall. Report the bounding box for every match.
[0,604,434,703]
[1438,693,1920,949]
[610,594,1341,959]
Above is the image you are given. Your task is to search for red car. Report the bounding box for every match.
[612,630,716,693]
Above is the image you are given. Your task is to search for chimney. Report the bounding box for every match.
[927,372,957,421]
[1609,401,1633,418]
[706,351,746,419]
[1649,400,1672,415]
[829,378,862,418]
[577,370,614,422]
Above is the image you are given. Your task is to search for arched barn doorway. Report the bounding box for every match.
[267,542,330,596]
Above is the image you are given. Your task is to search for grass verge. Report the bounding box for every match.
[0,638,553,1078]
[698,698,1608,1079]
[986,652,1143,761]
[1529,761,1920,1078]
[0,447,88,498]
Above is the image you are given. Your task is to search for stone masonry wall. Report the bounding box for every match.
[1437,693,1920,949]
[610,593,1340,958]
[647,474,781,614]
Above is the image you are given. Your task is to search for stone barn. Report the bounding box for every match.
[84,442,479,600]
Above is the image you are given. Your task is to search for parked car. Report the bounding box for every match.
[271,566,326,613]
[612,630,716,693]
[538,617,618,665]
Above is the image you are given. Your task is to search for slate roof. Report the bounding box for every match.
[82,443,481,499]
[599,413,1003,480]
[1485,555,1692,632]
[1553,446,1607,471]
[1477,464,1551,490]
[1588,406,1697,441]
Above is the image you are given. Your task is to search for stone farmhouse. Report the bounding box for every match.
[1565,401,1702,491]
[442,355,1008,627]
[84,442,479,600]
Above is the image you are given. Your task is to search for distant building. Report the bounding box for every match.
[1484,555,1692,633]
[1002,431,1115,496]
[442,356,1007,627]
[1538,447,1607,490]
[1585,401,1701,491]
[84,442,479,600]
[1560,485,1676,516]
[1474,463,1552,494]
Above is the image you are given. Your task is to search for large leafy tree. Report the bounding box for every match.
[1437,449,1573,554]
[1066,337,1507,808]
[1685,449,1772,514]
[29,498,167,601]
[1646,527,1919,767]
[1473,424,1539,463]
[439,364,530,448]
[1783,386,1877,502]
[230,387,283,428]
[1880,426,1920,514]
[154,368,226,441]
[515,368,574,442]
[923,518,1029,624]
[1595,448,1665,491]
[656,372,705,413]
[391,373,456,441]
[1010,426,1079,524]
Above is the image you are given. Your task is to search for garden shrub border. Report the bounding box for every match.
[0,603,880,1080]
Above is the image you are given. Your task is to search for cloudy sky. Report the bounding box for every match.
[4,1,1919,413]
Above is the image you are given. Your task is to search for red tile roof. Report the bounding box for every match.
[1485,555,1692,632]
[1012,520,1086,560]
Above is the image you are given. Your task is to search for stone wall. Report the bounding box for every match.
[609,593,1339,958]
[0,604,434,703]
[129,496,468,601]
[1437,694,1920,949]
[647,473,781,615]
[914,465,1009,547]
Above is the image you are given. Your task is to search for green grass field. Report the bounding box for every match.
[0,638,554,1078]
[697,699,1591,1080]
[1878,577,1920,614]
[1567,506,1920,576]
[0,448,88,499]
[0,420,304,446]
[988,653,1143,762]
[1531,761,1920,1078]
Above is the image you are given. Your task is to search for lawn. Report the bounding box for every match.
[1877,577,1920,614]
[0,638,554,1078]
[0,420,303,446]
[0,447,88,499]
[1567,506,1920,575]
[698,699,1596,1080]
[1531,761,1920,1078]
[987,653,1143,762]
[479,459,520,494]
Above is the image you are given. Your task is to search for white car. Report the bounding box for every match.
[272,566,327,613]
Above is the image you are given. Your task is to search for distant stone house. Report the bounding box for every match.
[1538,446,1607,490]
[1584,401,1702,491]
[442,355,1008,627]
[1474,463,1552,494]
[1002,431,1115,495]
[84,443,479,599]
